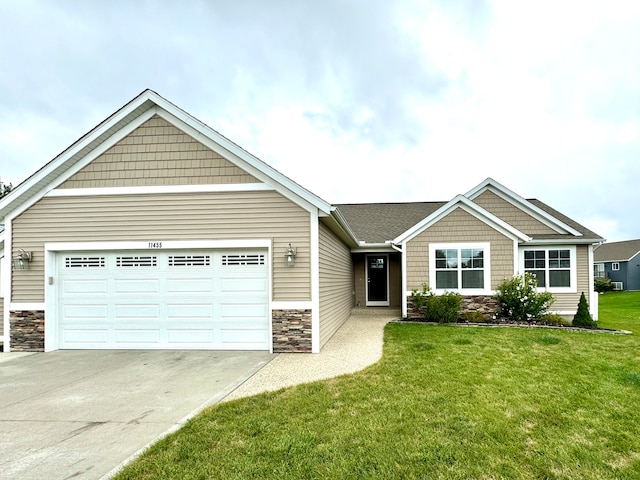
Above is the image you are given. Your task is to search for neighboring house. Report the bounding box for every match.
[594,239,640,291]
[0,90,604,353]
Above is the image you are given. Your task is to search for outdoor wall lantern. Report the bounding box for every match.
[284,243,297,267]
[14,249,32,270]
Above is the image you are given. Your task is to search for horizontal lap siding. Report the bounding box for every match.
[406,208,514,291]
[319,222,354,347]
[552,245,590,312]
[472,190,557,235]
[60,115,258,188]
[11,191,311,303]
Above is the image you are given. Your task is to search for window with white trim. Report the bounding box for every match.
[612,262,620,271]
[521,246,576,291]
[594,263,605,278]
[429,243,490,293]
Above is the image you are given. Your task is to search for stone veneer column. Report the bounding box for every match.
[271,309,312,352]
[10,310,45,352]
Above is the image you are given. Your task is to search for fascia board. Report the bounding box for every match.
[524,238,606,246]
[149,95,334,216]
[465,177,582,236]
[393,195,530,244]
[322,208,359,248]
[351,243,396,253]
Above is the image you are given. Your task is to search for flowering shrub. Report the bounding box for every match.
[495,273,554,322]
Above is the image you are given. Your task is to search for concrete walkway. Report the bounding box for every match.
[224,312,395,401]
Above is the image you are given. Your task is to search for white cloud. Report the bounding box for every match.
[0,0,639,241]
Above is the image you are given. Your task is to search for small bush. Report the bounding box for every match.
[540,313,569,326]
[461,310,488,323]
[410,283,430,313]
[594,277,613,293]
[410,285,461,323]
[495,273,555,322]
[573,292,597,328]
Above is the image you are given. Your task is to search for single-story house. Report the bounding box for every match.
[0,90,604,353]
[594,239,640,291]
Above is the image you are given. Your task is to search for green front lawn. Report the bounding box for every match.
[116,293,640,479]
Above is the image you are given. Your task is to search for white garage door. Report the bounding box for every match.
[57,250,270,350]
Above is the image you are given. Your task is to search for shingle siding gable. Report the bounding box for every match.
[471,190,557,236]
[59,115,259,189]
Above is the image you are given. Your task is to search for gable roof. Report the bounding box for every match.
[465,178,582,237]
[594,239,640,262]
[392,194,532,244]
[0,90,603,251]
[0,89,334,222]
[338,178,604,247]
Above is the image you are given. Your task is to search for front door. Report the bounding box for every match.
[366,254,389,306]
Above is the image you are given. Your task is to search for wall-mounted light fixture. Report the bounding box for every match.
[14,249,33,270]
[284,243,297,267]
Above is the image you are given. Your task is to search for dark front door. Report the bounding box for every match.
[367,255,389,306]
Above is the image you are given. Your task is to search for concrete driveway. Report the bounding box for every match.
[0,349,274,480]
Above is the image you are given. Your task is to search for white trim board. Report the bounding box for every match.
[46,183,273,197]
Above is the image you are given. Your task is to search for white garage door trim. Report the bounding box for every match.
[44,240,272,352]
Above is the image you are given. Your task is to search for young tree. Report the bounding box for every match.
[573,292,596,328]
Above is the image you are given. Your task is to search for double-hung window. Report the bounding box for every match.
[430,243,490,293]
[521,246,576,292]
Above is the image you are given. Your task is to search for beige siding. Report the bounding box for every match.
[552,245,591,313]
[12,191,311,302]
[319,222,354,347]
[60,116,258,188]
[0,298,3,336]
[406,208,514,291]
[473,190,557,235]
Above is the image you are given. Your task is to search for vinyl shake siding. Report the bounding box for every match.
[59,115,259,188]
[405,208,515,291]
[318,222,354,347]
[472,190,557,236]
[11,190,311,303]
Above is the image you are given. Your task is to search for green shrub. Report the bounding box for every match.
[495,273,555,322]
[594,277,613,293]
[461,310,488,323]
[540,313,569,326]
[425,291,461,323]
[410,285,461,323]
[573,292,597,328]
[410,283,430,313]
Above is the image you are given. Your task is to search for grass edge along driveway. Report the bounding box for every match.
[115,292,640,479]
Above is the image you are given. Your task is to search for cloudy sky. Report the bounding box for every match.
[1,1,639,242]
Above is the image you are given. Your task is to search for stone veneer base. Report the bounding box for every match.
[406,295,499,320]
[272,309,312,353]
[10,310,45,352]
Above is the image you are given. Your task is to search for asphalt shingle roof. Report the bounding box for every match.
[335,202,445,244]
[594,239,640,262]
[336,198,603,245]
